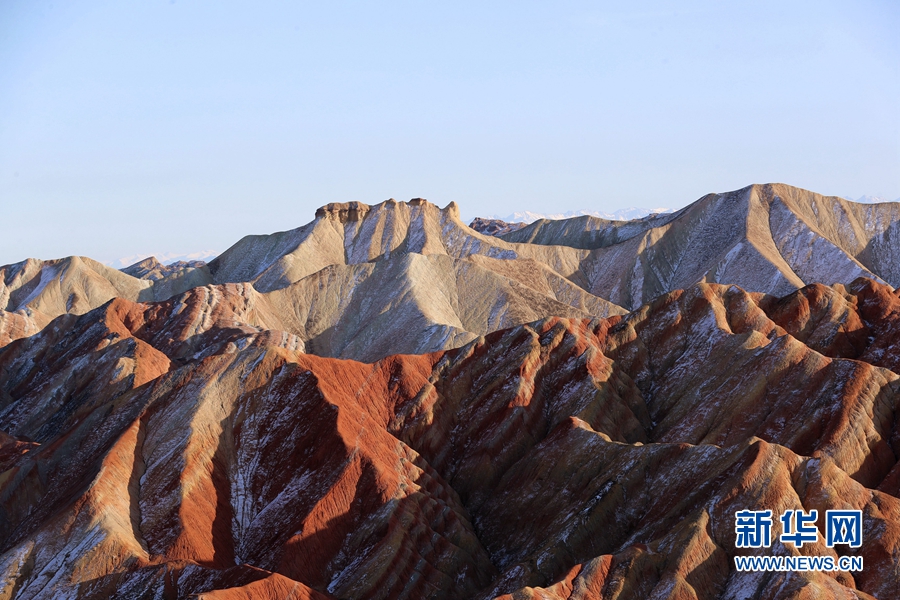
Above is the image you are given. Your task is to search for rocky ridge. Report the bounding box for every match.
[4,185,899,359]
[2,278,900,597]
[468,218,527,237]
[0,199,624,361]
[121,257,210,282]
[501,184,900,308]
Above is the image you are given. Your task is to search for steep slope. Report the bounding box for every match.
[0,320,497,599]
[3,280,900,598]
[121,256,210,282]
[3,185,899,352]
[263,252,621,361]
[0,255,619,370]
[0,201,622,357]
[207,199,591,295]
[503,183,900,309]
[768,185,900,287]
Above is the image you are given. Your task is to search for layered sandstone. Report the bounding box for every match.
[4,185,899,358]
[3,279,900,598]
[0,200,623,359]
[3,185,900,598]
[503,183,900,308]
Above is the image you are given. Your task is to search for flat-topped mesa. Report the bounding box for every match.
[315,197,461,223]
[314,201,372,222]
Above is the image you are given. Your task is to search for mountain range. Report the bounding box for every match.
[2,183,900,598]
[111,251,220,270]
[846,195,900,204]
[4,184,900,358]
[489,207,674,223]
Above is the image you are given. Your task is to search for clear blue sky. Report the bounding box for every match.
[1,0,898,266]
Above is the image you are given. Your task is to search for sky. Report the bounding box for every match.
[1,0,898,266]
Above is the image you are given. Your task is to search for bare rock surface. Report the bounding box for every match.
[121,256,210,282]
[503,183,900,308]
[3,279,900,597]
[468,218,528,237]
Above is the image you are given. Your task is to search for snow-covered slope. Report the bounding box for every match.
[494,207,673,223]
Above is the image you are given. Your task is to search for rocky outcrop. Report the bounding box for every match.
[468,218,527,237]
[121,256,210,282]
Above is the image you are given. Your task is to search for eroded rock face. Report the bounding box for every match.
[0,200,624,359]
[468,218,528,237]
[503,183,900,308]
[2,280,900,598]
[757,278,900,372]
[121,257,210,282]
[5,184,900,356]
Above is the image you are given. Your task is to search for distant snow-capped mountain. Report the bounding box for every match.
[491,207,673,224]
[110,250,219,269]
[845,195,900,204]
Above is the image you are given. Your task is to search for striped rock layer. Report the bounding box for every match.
[2,278,900,598]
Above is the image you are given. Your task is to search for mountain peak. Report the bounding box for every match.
[314,197,461,223]
[494,206,675,224]
[314,201,372,221]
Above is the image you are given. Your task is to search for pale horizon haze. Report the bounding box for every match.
[1,0,898,266]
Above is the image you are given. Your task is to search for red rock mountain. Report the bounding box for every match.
[1,185,900,598]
